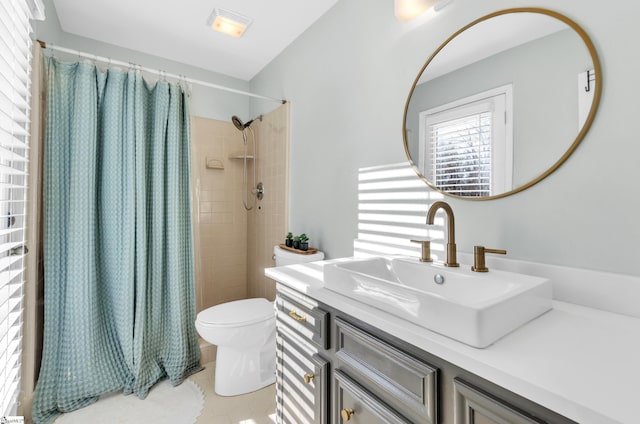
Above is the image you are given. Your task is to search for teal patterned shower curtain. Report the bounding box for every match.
[32,58,201,424]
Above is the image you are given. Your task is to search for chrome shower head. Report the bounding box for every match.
[231,115,245,131]
[231,115,255,131]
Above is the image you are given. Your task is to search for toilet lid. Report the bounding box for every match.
[197,298,274,327]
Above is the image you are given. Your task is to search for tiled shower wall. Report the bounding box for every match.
[247,104,290,300]
[191,117,249,313]
[190,102,289,313]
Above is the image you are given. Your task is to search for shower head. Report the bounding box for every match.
[231,115,245,131]
[231,115,254,131]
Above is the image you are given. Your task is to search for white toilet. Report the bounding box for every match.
[195,245,324,396]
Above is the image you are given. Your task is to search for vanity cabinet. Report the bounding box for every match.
[453,379,544,424]
[276,289,329,350]
[276,284,436,424]
[275,283,575,424]
[334,317,438,423]
[276,328,329,424]
[276,286,330,424]
[334,370,412,424]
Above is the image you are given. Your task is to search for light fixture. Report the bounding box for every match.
[394,0,437,21]
[206,8,252,38]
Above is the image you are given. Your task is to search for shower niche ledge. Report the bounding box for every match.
[228,153,254,160]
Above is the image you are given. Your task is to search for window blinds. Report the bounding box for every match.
[0,0,37,416]
[430,112,492,197]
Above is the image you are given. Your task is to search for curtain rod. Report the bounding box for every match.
[36,40,286,104]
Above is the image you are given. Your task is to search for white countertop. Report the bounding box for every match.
[266,260,640,424]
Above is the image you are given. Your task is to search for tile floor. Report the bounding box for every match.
[189,361,277,424]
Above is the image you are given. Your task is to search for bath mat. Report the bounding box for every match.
[55,380,204,424]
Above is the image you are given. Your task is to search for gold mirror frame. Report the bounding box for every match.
[402,8,602,200]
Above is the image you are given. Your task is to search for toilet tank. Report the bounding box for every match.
[274,245,324,266]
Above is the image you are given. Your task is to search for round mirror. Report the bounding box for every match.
[403,8,601,200]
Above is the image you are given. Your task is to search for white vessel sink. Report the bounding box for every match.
[323,257,552,348]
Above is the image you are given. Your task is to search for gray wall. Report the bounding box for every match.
[35,0,251,122]
[406,29,593,187]
[250,0,640,276]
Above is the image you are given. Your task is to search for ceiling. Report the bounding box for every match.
[52,0,340,81]
[419,13,569,83]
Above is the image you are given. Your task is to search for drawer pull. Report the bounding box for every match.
[303,373,315,384]
[288,310,307,322]
[341,408,355,421]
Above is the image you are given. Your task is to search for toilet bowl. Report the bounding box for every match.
[195,298,276,396]
[195,245,324,396]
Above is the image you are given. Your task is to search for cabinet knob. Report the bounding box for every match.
[303,373,315,384]
[288,310,307,322]
[341,408,355,421]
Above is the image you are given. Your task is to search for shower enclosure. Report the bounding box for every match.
[190,104,290,362]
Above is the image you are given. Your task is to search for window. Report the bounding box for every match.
[418,85,513,197]
[0,0,43,416]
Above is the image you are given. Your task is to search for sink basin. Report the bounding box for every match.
[323,257,552,348]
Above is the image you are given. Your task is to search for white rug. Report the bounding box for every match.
[56,380,204,424]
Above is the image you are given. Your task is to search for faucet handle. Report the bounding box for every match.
[471,245,506,272]
[411,239,433,262]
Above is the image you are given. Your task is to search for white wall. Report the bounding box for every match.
[251,0,640,277]
[35,0,251,122]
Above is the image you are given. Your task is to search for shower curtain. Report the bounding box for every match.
[32,58,201,424]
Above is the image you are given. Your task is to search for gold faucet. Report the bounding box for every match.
[426,201,459,267]
[472,246,507,272]
[410,239,433,262]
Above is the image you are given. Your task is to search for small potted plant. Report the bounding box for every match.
[285,232,293,248]
[299,233,309,251]
[292,235,301,249]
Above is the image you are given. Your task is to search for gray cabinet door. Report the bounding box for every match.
[335,317,438,423]
[334,370,412,424]
[277,328,329,424]
[276,286,330,349]
[454,379,544,424]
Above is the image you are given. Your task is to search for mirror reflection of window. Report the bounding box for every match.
[403,9,601,199]
[418,85,513,197]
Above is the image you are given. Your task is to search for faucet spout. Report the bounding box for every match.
[426,201,459,267]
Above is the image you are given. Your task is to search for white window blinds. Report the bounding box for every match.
[418,85,513,197]
[0,0,40,416]
[429,111,493,197]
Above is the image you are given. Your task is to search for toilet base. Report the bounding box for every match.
[213,338,276,396]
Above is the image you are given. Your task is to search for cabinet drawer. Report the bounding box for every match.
[334,370,411,424]
[454,378,544,424]
[335,318,438,424]
[276,287,329,349]
[277,326,329,424]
